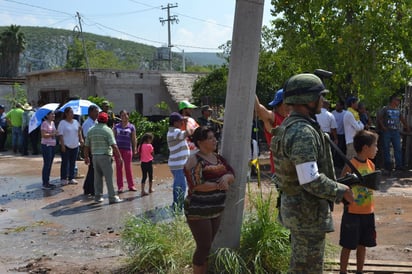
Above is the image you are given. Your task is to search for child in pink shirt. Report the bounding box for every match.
[138,133,154,196]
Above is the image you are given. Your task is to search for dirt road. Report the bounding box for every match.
[0,152,411,273]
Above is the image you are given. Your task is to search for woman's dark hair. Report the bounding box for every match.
[63,107,72,119]
[119,109,129,116]
[191,126,214,148]
[138,132,154,154]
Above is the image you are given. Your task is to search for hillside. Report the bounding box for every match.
[0,26,157,73]
[0,26,224,73]
[185,52,225,66]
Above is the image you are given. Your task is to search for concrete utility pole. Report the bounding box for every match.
[159,3,178,70]
[212,0,265,249]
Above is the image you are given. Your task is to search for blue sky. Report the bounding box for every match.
[0,0,273,52]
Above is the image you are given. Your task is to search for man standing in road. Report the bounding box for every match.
[332,100,346,168]
[271,73,354,273]
[377,95,410,172]
[6,103,24,154]
[84,112,122,204]
[82,105,99,196]
[316,99,338,143]
[343,97,364,159]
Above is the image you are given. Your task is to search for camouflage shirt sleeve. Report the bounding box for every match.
[285,121,347,203]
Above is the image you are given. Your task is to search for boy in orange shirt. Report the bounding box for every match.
[339,130,379,274]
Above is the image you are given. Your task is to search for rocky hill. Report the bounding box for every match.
[0,26,223,74]
[0,26,157,73]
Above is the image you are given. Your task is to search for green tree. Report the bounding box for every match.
[0,25,26,77]
[268,0,412,109]
[191,66,229,106]
[65,38,123,69]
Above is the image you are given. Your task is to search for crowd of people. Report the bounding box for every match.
[256,72,410,274]
[1,76,410,273]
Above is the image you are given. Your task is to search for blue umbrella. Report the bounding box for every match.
[29,103,60,133]
[58,99,101,116]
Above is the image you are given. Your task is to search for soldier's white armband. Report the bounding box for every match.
[295,161,320,185]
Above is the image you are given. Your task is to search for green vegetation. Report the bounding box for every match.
[0,26,222,72]
[4,83,27,106]
[193,1,412,116]
[0,25,25,77]
[121,186,292,273]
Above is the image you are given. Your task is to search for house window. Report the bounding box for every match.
[39,89,70,105]
[135,93,143,114]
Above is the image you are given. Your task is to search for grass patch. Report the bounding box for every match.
[121,183,339,273]
[121,209,193,274]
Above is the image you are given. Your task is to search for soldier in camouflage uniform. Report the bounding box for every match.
[271,73,354,273]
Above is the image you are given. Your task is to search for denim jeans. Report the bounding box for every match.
[11,126,22,151]
[382,129,402,169]
[42,144,55,185]
[171,169,187,210]
[60,146,79,180]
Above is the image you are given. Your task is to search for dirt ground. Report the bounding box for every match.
[0,152,411,273]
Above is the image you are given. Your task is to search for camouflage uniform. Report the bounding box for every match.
[271,73,348,273]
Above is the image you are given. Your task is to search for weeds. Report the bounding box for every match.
[121,209,193,273]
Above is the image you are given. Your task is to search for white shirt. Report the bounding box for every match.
[343,110,364,144]
[316,108,337,133]
[332,109,346,135]
[82,117,97,138]
[58,119,81,149]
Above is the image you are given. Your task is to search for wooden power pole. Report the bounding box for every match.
[213,0,265,249]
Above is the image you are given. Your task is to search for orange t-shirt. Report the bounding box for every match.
[347,158,375,214]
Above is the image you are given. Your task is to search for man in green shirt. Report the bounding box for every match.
[6,103,24,153]
[84,112,122,204]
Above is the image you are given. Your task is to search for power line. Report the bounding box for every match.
[4,0,73,17]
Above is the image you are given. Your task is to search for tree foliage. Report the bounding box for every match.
[193,1,412,113]
[0,25,26,77]
[65,38,126,69]
[268,0,412,110]
[192,66,229,106]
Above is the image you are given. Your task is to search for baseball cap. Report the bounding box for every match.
[97,112,108,123]
[0,105,4,109]
[101,101,110,106]
[169,112,184,124]
[201,105,213,112]
[178,101,197,110]
[268,89,284,107]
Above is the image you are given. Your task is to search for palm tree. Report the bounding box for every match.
[0,25,26,77]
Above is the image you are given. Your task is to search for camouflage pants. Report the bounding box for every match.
[289,230,326,274]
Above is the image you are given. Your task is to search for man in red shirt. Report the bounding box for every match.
[255,89,291,173]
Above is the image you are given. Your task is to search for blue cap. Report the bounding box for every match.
[0,105,4,109]
[268,89,284,107]
[346,96,358,107]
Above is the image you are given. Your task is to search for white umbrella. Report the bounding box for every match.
[58,99,101,116]
[29,103,60,133]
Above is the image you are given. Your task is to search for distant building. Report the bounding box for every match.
[23,69,200,118]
